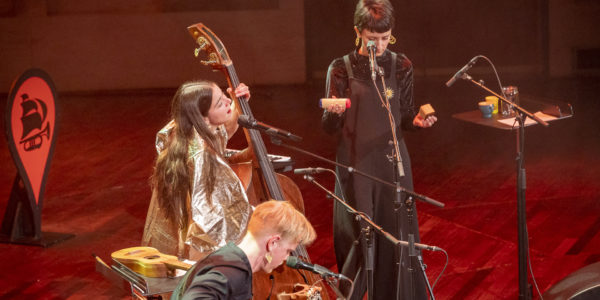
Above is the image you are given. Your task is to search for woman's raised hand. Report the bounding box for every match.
[228,83,251,101]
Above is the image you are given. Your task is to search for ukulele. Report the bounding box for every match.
[111,247,192,278]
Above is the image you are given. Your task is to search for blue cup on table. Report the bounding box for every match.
[478,101,494,118]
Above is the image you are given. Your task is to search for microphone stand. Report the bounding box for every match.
[270,135,442,300]
[301,174,438,300]
[238,111,443,298]
[371,54,430,300]
[240,117,443,207]
[269,137,444,208]
[248,113,443,299]
[457,71,549,300]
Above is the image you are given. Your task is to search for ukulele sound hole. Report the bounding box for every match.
[145,255,161,260]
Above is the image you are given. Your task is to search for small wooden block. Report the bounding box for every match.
[419,104,435,119]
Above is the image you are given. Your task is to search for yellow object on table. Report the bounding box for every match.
[485,96,499,114]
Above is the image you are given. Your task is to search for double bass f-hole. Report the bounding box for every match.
[187,23,329,300]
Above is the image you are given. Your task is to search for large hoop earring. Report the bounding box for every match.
[390,35,396,45]
[355,36,360,47]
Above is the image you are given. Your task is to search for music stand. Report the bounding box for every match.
[453,92,573,300]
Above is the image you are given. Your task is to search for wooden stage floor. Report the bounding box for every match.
[1,77,599,299]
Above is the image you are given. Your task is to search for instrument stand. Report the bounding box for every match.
[452,72,562,300]
[94,254,181,299]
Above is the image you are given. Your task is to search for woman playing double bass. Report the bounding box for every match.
[142,80,254,261]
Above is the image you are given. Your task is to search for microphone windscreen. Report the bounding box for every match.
[285,256,299,268]
[237,115,253,128]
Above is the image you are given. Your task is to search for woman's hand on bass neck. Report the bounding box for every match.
[228,83,251,101]
[224,83,251,138]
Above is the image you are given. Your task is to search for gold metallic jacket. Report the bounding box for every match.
[141,121,252,260]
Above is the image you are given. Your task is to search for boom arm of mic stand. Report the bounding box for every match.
[462,74,549,127]
[304,175,440,299]
[303,175,402,245]
[270,136,444,208]
[302,175,442,252]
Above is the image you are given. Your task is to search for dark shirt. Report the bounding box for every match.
[322,49,417,135]
[171,242,253,300]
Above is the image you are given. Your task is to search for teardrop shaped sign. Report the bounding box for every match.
[5,68,57,212]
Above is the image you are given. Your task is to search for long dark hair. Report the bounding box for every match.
[354,0,395,33]
[152,81,224,229]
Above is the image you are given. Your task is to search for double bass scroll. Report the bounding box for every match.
[187,23,330,300]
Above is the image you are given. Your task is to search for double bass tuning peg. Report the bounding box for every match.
[194,37,209,57]
[200,52,219,66]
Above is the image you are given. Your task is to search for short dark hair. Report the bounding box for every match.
[354,0,395,33]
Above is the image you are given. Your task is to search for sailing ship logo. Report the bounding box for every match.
[19,93,51,151]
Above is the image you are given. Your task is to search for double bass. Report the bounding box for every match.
[187,23,331,300]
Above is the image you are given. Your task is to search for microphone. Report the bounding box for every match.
[367,41,379,81]
[286,256,347,280]
[445,56,480,87]
[293,167,328,175]
[400,240,443,252]
[237,115,258,128]
[237,115,302,142]
[367,40,377,53]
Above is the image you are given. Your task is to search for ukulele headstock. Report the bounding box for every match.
[188,23,233,71]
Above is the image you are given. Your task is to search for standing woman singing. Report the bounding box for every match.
[322,0,437,299]
[142,80,253,261]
